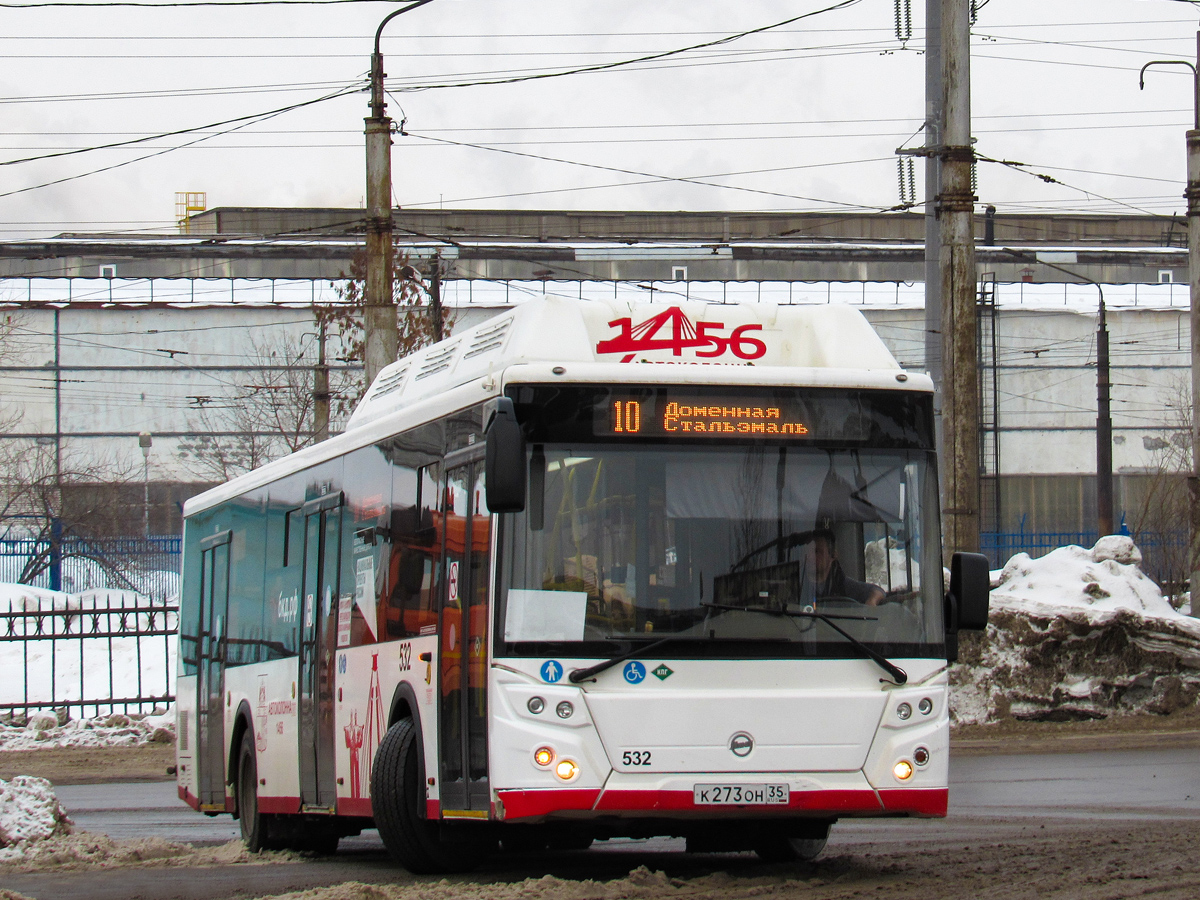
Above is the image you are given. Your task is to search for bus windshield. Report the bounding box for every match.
[498,444,945,660]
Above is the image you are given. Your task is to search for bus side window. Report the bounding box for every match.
[383,463,440,638]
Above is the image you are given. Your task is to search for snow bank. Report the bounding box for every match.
[951,536,1200,725]
[0,710,175,751]
[0,777,72,854]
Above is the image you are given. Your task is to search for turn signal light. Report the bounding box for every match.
[555,759,580,781]
[893,759,914,781]
[533,747,554,767]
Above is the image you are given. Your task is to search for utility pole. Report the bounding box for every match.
[924,0,943,417]
[1096,297,1113,537]
[429,253,444,343]
[139,432,153,537]
[314,318,330,442]
[939,0,979,555]
[1141,35,1200,614]
[364,0,435,388]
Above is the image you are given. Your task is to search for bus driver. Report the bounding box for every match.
[806,529,884,607]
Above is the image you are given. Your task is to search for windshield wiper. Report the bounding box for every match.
[702,601,907,685]
[568,636,686,684]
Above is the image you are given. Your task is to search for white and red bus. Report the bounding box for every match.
[176,295,989,869]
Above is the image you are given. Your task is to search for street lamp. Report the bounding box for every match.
[139,432,152,537]
[1140,39,1200,616]
[363,0,436,389]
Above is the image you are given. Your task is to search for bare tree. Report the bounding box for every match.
[1128,377,1191,602]
[176,330,354,482]
[320,248,456,418]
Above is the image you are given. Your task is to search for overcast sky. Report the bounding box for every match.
[2,0,1198,239]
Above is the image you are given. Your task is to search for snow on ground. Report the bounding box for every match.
[0,776,72,853]
[0,584,176,718]
[0,710,175,752]
[950,535,1200,725]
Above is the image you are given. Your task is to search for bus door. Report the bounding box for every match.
[196,530,231,808]
[438,458,491,813]
[299,491,343,810]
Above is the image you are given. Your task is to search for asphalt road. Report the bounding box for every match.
[6,747,1198,900]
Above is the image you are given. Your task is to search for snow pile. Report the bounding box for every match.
[0,835,287,873]
[0,710,174,751]
[951,536,1200,725]
[0,777,72,854]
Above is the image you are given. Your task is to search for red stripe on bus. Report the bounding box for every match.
[179,786,200,810]
[877,788,948,817]
[338,797,373,818]
[257,796,301,815]
[426,799,440,819]
[496,789,602,819]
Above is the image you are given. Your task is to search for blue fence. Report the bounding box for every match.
[0,536,181,601]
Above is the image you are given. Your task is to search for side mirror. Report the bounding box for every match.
[944,551,990,662]
[485,397,526,513]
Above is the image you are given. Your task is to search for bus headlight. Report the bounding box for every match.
[556,701,574,719]
[533,746,555,767]
[893,759,914,781]
[527,697,545,714]
[554,759,580,782]
[913,746,930,767]
[896,702,912,720]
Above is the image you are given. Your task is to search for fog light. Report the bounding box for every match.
[893,759,914,781]
[533,746,554,767]
[556,701,574,719]
[527,697,545,714]
[918,697,933,715]
[896,702,912,720]
[555,759,580,781]
[914,746,930,767]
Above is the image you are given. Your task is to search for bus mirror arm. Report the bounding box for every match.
[485,397,527,513]
[943,552,991,662]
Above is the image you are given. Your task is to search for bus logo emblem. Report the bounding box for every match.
[623,661,646,684]
[652,664,673,680]
[540,660,563,683]
[595,307,766,363]
[729,732,754,757]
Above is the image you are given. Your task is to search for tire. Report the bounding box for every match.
[237,732,273,852]
[754,822,831,863]
[371,718,472,873]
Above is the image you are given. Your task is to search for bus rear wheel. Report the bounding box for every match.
[371,718,471,874]
[237,732,275,852]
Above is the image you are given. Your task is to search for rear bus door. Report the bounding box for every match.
[196,530,231,808]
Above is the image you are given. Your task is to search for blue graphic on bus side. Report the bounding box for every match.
[623,660,646,684]
[540,660,564,683]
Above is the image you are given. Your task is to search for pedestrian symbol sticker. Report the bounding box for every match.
[623,661,646,684]
[652,664,673,681]
[540,660,564,683]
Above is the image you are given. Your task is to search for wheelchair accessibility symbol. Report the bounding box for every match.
[623,661,646,684]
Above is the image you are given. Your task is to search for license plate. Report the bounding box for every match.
[693,783,790,805]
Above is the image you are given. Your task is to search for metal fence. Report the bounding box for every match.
[0,593,177,718]
[0,535,181,601]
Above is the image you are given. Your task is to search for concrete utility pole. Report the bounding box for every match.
[924,0,944,409]
[938,0,979,555]
[364,0,435,388]
[1140,36,1200,614]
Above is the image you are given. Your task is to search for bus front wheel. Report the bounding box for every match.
[371,718,469,873]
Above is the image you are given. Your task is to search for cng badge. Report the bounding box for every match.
[623,661,646,684]
[652,664,673,681]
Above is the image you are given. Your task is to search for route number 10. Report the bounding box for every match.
[613,400,642,433]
